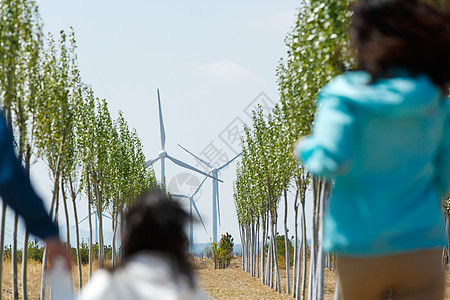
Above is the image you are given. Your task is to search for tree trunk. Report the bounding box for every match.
[239,225,245,270]
[12,213,19,300]
[87,173,93,279]
[41,168,61,300]
[22,145,32,300]
[251,219,256,277]
[284,188,290,295]
[256,220,260,279]
[300,200,307,300]
[69,175,82,290]
[0,201,7,300]
[271,212,281,293]
[260,215,266,284]
[61,179,71,249]
[292,189,299,298]
[265,224,272,287]
[94,181,104,268]
[22,230,30,300]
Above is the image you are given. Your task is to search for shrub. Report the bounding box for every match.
[211,232,234,269]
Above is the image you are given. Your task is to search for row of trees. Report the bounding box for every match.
[234,1,352,298]
[0,0,158,299]
[234,0,450,299]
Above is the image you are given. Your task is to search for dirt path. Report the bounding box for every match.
[196,257,450,300]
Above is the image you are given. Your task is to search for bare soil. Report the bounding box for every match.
[195,257,450,300]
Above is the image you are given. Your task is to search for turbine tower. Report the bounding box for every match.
[145,89,221,184]
[170,176,208,253]
[178,144,241,243]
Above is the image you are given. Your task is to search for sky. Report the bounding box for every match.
[5,0,316,247]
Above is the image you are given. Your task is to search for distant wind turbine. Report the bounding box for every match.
[178,144,241,243]
[170,176,208,253]
[78,211,111,244]
[145,89,221,185]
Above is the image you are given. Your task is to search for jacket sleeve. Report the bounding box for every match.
[296,90,355,178]
[0,114,58,240]
[437,99,450,198]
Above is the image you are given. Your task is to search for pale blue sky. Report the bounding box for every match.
[19,0,312,246]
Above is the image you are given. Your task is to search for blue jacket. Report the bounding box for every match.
[297,71,449,256]
[0,113,58,240]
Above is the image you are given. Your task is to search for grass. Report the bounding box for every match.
[0,258,448,299]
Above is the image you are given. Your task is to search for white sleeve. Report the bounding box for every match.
[78,270,116,300]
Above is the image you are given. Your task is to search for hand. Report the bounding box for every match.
[45,238,72,271]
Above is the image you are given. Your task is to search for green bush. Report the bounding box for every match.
[211,232,234,269]
[28,239,44,262]
[277,235,294,269]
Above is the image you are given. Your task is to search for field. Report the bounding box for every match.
[0,258,449,299]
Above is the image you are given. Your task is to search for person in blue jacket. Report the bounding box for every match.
[0,112,71,269]
[295,0,449,299]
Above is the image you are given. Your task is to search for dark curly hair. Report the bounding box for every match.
[121,189,194,286]
[351,0,450,90]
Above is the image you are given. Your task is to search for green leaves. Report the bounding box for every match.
[234,0,355,229]
[0,0,157,221]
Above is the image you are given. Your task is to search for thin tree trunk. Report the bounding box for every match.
[0,201,7,300]
[251,219,256,277]
[256,220,260,279]
[22,145,31,300]
[265,224,272,287]
[69,175,82,290]
[239,225,245,270]
[260,215,266,284]
[293,189,299,298]
[271,212,281,293]
[61,179,70,249]
[87,173,93,279]
[41,168,62,300]
[22,230,29,300]
[301,201,307,300]
[284,188,290,295]
[12,213,19,300]
[94,181,104,268]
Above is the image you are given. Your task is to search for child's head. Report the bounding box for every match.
[351,0,450,89]
[122,189,189,259]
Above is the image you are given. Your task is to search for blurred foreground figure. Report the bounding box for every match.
[0,112,70,268]
[80,189,208,300]
[295,0,450,299]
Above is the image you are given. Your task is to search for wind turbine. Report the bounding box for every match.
[178,144,241,243]
[78,211,112,244]
[170,176,208,253]
[145,89,221,185]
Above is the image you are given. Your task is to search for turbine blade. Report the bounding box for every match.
[191,175,209,198]
[157,89,166,150]
[217,187,221,226]
[78,211,97,224]
[170,193,189,198]
[145,156,160,167]
[78,215,90,224]
[218,152,241,171]
[178,144,212,168]
[166,154,223,183]
[191,198,207,233]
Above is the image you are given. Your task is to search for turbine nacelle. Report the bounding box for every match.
[158,150,168,158]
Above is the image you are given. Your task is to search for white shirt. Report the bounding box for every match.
[79,252,209,300]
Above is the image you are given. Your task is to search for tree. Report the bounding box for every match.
[211,233,234,269]
[0,0,43,298]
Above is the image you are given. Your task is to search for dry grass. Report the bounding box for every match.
[0,258,448,299]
